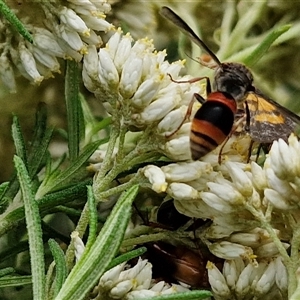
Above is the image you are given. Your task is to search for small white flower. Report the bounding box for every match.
[207,182,245,206]
[251,161,268,192]
[120,55,143,98]
[32,28,65,57]
[83,45,99,80]
[142,165,167,193]
[81,13,113,32]
[71,231,85,262]
[248,260,268,289]
[255,241,290,258]
[98,47,120,87]
[131,78,162,108]
[100,263,126,290]
[161,161,211,183]
[225,162,253,197]
[207,261,231,297]
[235,263,253,296]
[264,188,294,210]
[137,91,180,124]
[59,24,86,53]
[32,47,60,72]
[223,258,245,289]
[167,182,200,201]
[81,29,102,46]
[209,241,254,260]
[255,259,276,295]
[59,7,90,35]
[18,43,43,83]
[201,192,234,213]
[275,256,288,293]
[265,168,297,200]
[0,53,16,92]
[110,280,133,298]
[229,231,264,248]
[113,33,133,71]
[157,106,187,136]
[267,135,300,180]
[163,135,191,161]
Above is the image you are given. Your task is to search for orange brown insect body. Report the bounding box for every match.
[160,6,300,160]
[190,91,237,160]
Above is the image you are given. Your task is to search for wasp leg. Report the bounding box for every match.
[247,139,255,163]
[167,74,212,94]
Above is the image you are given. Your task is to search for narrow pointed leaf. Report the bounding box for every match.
[0,0,33,43]
[244,24,291,67]
[55,185,139,300]
[14,156,45,300]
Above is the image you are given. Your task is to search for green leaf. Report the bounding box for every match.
[0,275,32,287]
[0,179,91,237]
[108,247,147,270]
[3,105,53,206]
[0,0,33,43]
[0,182,9,200]
[36,139,106,198]
[85,186,97,250]
[0,267,14,277]
[14,156,45,300]
[90,117,112,137]
[244,24,291,67]
[55,185,139,300]
[65,60,84,162]
[48,239,68,297]
[12,116,27,165]
[136,291,212,300]
[27,103,54,178]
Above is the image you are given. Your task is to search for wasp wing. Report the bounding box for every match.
[160,6,221,66]
[245,89,300,143]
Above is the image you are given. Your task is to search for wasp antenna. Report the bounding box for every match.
[160,6,222,67]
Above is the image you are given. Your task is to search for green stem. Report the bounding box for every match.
[122,232,169,248]
[115,126,127,162]
[97,175,144,200]
[287,214,300,297]
[65,129,159,267]
[246,204,294,296]
[93,125,120,187]
[246,204,290,261]
[0,0,33,43]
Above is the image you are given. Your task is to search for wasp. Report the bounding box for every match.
[160,6,300,160]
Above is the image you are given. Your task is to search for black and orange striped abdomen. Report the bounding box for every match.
[190,92,236,160]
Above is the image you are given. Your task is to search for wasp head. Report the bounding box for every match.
[214,62,254,103]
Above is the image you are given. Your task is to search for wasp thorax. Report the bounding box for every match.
[214,62,254,103]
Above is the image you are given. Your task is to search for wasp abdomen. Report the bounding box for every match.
[190,92,236,160]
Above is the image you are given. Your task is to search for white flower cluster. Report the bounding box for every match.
[141,135,300,298]
[92,258,190,300]
[71,233,190,299]
[0,0,112,92]
[208,256,287,300]
[83,28,202,162]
